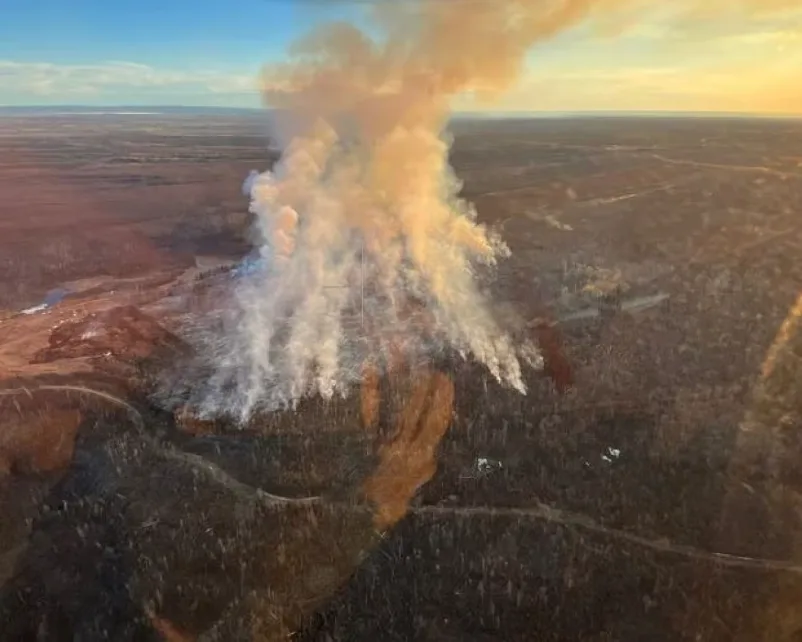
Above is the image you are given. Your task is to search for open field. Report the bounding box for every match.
[0,111,271,310]
[2,111,802,640]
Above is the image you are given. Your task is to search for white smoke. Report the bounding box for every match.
[194,114,531,422]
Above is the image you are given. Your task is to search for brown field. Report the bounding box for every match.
[2,110,802,641]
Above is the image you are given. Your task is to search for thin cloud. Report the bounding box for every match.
[713,28,802,52]
[0,60,259,100]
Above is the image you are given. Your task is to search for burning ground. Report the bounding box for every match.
[3,62,802,642]
[2,212,802,640]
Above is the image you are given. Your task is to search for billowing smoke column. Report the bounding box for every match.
[205,110,528,420]
[197,0,797,421]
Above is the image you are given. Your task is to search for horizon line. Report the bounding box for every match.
[1,105,801,120]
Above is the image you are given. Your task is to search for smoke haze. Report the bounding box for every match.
[197,0,796,420]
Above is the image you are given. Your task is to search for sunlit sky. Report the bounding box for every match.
[1,0,800,113]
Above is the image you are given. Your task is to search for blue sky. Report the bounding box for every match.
[1,0,801,112]
[2,0,296,66]
[0,0,346,106]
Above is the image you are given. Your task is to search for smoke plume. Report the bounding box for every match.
[196,0,796,421]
